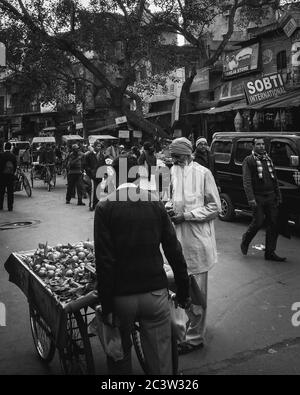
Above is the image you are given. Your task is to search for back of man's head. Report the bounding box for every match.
[112,155,139,186]
[4,142,11,151]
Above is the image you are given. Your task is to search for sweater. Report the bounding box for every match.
[94,186,190,315]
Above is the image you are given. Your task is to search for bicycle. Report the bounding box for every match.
[30,163,56,192]
[14,166,32,197]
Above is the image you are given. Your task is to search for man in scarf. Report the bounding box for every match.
[167,137,221,354]
[241,138,286,262]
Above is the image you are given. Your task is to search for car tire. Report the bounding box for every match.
[219,193,236,222]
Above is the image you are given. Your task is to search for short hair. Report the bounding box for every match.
[5,142,12,150]
[112,155,138,184]
[252,137,265,145]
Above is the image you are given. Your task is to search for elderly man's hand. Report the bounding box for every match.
[171,213,185,225]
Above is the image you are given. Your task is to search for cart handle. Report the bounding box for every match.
[65,290,99,313]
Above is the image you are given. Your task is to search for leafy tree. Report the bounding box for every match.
[0,0,281,137]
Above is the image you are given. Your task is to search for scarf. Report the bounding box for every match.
[252,151,275,180]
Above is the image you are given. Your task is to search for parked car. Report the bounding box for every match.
[211,131,300,228]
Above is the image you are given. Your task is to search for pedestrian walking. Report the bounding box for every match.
[167,137,221,354]
[137,141,157,191]
[84,141,106,211]
[241,137,286,262]
[0,142,17,212]
[22,147,31,171]
[94,156,190,375]
[65,144,85,206]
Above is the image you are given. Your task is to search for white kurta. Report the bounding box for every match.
[170,161,221,274]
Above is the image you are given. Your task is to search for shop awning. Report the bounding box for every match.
[89,123,117,133]
[62,135,84,142]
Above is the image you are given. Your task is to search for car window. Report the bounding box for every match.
[269,140,296,167]
[212,140,232,164]
[235,139,253,164]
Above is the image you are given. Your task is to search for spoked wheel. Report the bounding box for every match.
[59,311,95,375]
[30,169,34,188]
[29,304,56,363]
[132,323,149,374]
[22,174,32,197]
[132,322,178,375]
[219,193,236,222]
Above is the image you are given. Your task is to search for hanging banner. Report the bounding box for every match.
[0,43,6,67]
[244,73,286,105]
[115,116,127,125]
[190,67,210,92]
[133,130,142,138]
[223,43,260,79]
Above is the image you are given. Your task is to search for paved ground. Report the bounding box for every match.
[0,174,300,375]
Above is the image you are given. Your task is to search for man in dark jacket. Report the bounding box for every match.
[0,142,17,211]
[94,156,190,375]
[241,138,286,262]
[84,141,106,210]
[193,137,219,187]
[65,144,85,206]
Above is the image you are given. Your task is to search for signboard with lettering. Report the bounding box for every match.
[133,130,142,138]
[115,116,127,125]
[118,130,130,138]
[0,43,6,67]
[283,17,297,38]
[223,43,260,79]
[244,73,286,105]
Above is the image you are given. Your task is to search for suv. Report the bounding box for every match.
[211,132,300,227]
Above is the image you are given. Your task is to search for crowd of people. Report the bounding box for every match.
[1,133,287,376]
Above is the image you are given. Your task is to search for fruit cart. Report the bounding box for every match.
[4,242,147,375]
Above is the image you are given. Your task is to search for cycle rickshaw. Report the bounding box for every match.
[30,137,57,191]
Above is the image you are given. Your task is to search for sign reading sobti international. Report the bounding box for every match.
[244,73,286,105]
[223,43,259,79]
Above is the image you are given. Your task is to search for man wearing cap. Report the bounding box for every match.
[194,137,219,187]
[65,144,85,206]
[167,137,221,354]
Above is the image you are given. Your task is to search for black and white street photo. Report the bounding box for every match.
[1,0,300,378]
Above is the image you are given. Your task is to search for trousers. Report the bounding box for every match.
[173,272,208,346]
[66,173,83,203]
[107,289,173,375]
[242,193,279,254]
[0,174,15,210]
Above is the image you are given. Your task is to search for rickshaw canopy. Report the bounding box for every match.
[31,136,56,144]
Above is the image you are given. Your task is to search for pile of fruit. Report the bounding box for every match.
[20,241,96,303]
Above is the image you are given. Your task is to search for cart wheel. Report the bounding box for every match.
[22,174,32,197]
[132,323,149,374]
[59,311,95,375]
[132,322,178,375]
[30,170,34,188]
[29,305,55,363]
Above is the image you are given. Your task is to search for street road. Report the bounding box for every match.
[0,174,300,375]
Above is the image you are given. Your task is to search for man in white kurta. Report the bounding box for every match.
[168,137,221,353]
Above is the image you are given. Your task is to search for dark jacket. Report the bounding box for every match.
[94,186,189,315]
[0,151,17,175]
[39,148,56,164]
[194,150,219,186]
[84,150,106,179]
[67,152,83,175]
[242,155,281,203]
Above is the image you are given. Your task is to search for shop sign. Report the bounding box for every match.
[133,130,142,138]
[244,73,286,105]
[190,67,210,92]
[115,116,127,125]
[118,130,130,138]
[223,43,260,79]
[283,17,297,38]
